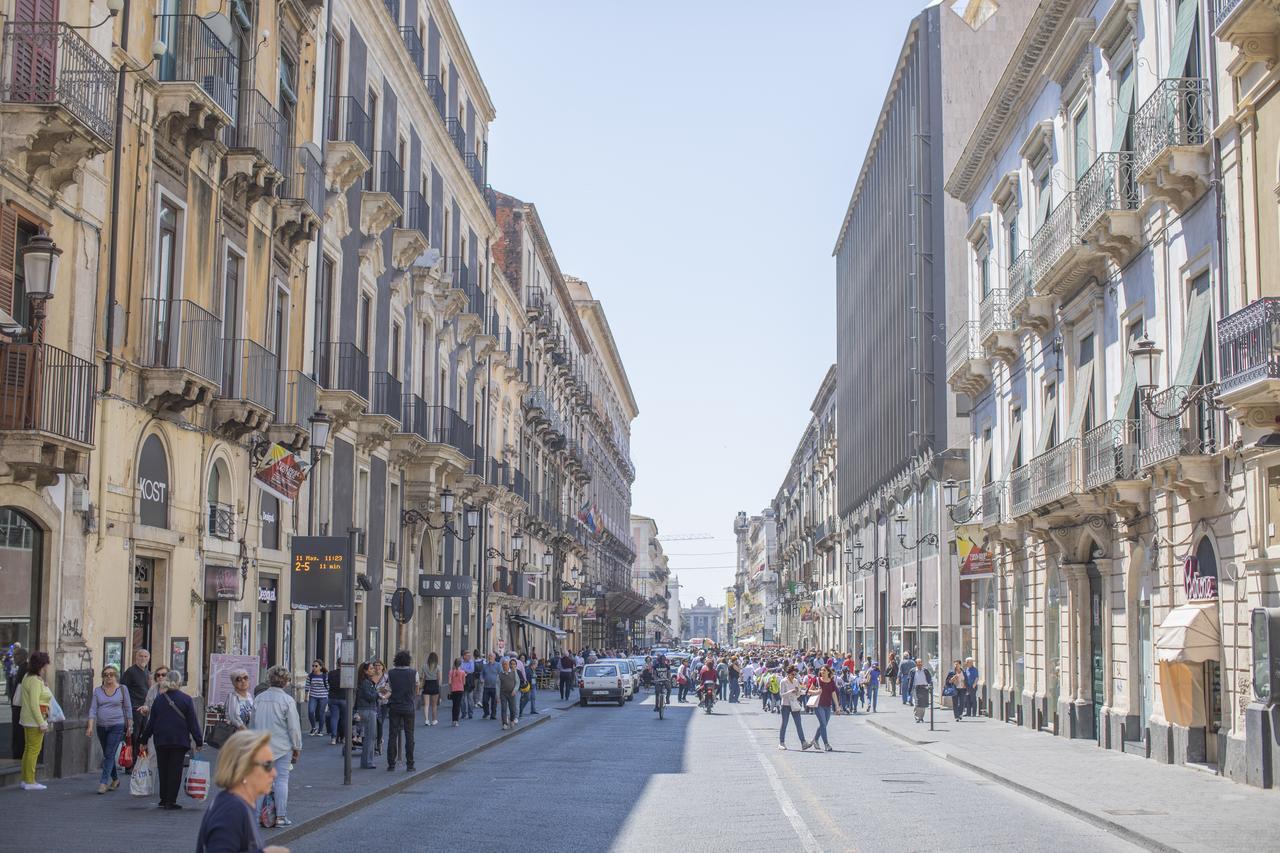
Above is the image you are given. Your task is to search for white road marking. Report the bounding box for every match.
[733,708,824,853]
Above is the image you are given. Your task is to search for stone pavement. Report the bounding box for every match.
[2,691,578,852]
[855,698,1277,853]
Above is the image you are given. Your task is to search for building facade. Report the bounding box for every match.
[682,597,721,645]
[630,514,674,645]
[734,510,778,646]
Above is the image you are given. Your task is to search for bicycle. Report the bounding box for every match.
[654,680,667,719]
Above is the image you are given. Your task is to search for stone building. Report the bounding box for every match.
[630,514,674,645]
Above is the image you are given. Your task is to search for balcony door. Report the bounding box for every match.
[9,0,59,106]
[152,201,180,365]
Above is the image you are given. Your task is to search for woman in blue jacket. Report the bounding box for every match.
[138,670,203,809]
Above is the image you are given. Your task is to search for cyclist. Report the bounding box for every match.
[650,654,672,712]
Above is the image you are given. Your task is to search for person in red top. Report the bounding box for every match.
[812,665,840,752]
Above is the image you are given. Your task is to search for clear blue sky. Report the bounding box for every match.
[453,1,926,608]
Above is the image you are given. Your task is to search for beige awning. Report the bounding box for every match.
[1155,603,1220,664]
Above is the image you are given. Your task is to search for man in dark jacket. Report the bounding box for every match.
[899,654,915,706]
[121,649,151,746]
[386,651,417,771]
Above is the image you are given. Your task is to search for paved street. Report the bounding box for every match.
[289,692,1138,853]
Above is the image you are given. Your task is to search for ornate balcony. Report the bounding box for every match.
[0,341,94,485]
[525,284,546,319]
[981,480,1007,529]
[276,145,324,252]
[138,298,222,414]
[447,258,483,340]
[946,321,990,395]
[154,14,238,153]
[1076,152,1142,267]
[0,22,115,192]
[223,89,287,204]
[394,397,472,493]
[978,288,1018,363]
[358,371,400,453]
[1082,418,1146,513]
[1134,78,1210,212]
[213,338,277,438]
[361,149,403,238]
[1008,249,1052,335]
[423,75,446,121]
[1215,0,1280,75]
[315,341,369,427]
[324,95,371,195]
[1138,386,1220,498]
[1028,438,1087,513]
[1217,296,1280,440]
[392,190,430,270]
[268,370,317,451]
[1009,464,1033,519]
[1031,193,1104,298]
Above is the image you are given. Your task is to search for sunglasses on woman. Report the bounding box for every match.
[253,760,275,772]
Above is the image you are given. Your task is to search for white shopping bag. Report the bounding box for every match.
[185,758,210,801]
[130,751,154,797]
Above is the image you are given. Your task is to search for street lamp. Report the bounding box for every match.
[896,513,938,550]
[309,409,332,459]
[21,233,61,343]
[486,528,523,563]
[400,489,480,541]
[943,478,978,523]
[847,541,887,575]
[1130,334,1162,394]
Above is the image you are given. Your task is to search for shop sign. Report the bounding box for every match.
[204,563,240,601]
[258,586,277,603]
[853,593,865,613]
[1183,556,1217,602]
[290,535,352,610]
[901,582,919,606]
[253,442,311,504]
[560,593,578,615]
[417,574,474,597]
[581,597,598,620]
[137,434,170,528]
[957,526,995,579]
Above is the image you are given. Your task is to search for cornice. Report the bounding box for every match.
[945,0,1090,205]
[992,170,1020,209]
[1091,0,1138,62]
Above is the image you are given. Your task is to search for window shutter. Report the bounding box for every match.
[1035,394,1057,454]
[1111,64,1136,153]
[980,433,994,484]
[1067,362,1096,437]
[1003,414,1023,475]
[1114,361,1137,423]
[1037,183,1052,228]
[1172,275,1212,388]
[0,206,17,320]
[1169,0,1199,79]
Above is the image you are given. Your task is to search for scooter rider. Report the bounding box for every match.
[698,657,718,710]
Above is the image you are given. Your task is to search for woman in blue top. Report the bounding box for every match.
[305,661,328,736]
[85,665,132,793]
[196,729,289,853]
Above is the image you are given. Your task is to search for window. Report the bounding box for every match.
[979,251,991,298]
[358,292,372,354]
[1006,213,1019,265]
[220,249,243,341]
[356,467,369,554]
[317,255,334,348]
[152,199,182,360]
[388,483,400,560]
[1044,383,1058,449]
[1009,406,1023,471]
[1079,333,1096,432]
[391,322,401,379]
[1035,169,1052,228]
[1072,103,1091,183]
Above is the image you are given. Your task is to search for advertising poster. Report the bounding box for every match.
[253,443,311,504]
[957,525,995,579]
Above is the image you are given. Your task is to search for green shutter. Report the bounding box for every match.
[1169,0,1199,79]
[1067,362,1095,437]
[1037,183,1052,227]
[1114,361,1137,422]
[1172,274,1212,388]
[1111,63,1136,152]
[1036,393,1058,453]
[1003,415,1023,475]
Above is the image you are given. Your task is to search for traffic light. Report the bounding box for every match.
[1250,608,1280,705]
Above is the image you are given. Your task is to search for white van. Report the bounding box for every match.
[578,662,625,706]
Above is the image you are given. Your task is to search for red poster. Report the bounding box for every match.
[253,443,310,504]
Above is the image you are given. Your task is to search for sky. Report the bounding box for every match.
[452,1,927,608]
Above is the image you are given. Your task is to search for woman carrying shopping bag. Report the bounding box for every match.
[137,670,203,810]
[85,665,132,793]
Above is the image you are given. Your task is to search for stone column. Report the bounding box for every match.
[1060,561,1092,738]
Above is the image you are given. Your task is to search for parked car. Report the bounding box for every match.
[599,658,638,699]
[578,663,626,706]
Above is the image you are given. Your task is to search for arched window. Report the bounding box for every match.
[0,508,41,654]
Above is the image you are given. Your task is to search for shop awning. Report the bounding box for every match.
[510,614,566,639]
[1155,603,1220,664]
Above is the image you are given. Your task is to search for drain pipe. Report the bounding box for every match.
[101,0,132,394]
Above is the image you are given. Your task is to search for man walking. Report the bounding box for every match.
[121,649,151,746]
[481,652,502,720]
[386,651,417,771]
[906,658,932,723]
[899,654,915,705]
[460,651,476,720]
[963,657,980,717]
[558,651,575,701]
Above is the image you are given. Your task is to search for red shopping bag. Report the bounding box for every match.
[116,741,134,770]
[185,758,210,801]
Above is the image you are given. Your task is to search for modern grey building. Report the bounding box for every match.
[833,0,1035,669]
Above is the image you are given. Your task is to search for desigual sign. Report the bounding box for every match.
[137,435,170,528]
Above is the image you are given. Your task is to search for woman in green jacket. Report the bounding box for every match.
[18,650,53,790]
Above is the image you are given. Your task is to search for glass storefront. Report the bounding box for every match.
[0,509,40,759]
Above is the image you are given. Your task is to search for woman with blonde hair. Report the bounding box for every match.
[195,729,289,853]
[85,664,132,793]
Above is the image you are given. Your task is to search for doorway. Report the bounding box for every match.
[1088,563,1104,740]
[133,558,156,655]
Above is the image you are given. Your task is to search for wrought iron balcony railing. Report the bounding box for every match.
[1029,438,1081,509]
[221,338,278,411]
[526,284,545,315]
[946,321,981,378]
[444,117,466,157]
[316,341,369,400]
[423,75,446,120]
[402,190,431,244]
[369,371,402,420]
[1009,464,1032,517]
[276,370,318,428]
[283,145,325,219]
[463,152,485,191]
[1008,250,1032,311]
[1083,419,1138,490]
[327,94,373,162]
[398,26,424,74]
[0,341,95,445]
[1076,151,1140,232]
[1031,192,1082,284]
[1138,385,1218,468]
[207,501,234,540]
[1218,296,1280,394]
[370,149,403,202]
[484,184,497,216]
[400,396,471,454]
[980,480,1006,528]
[155,14,238,120]
[0,21,115,143]
[1216,0,1245,29]
[140,298,223,384]
[978,288,1014,342]
[224,88,287,174]
[1135,78,1208,176]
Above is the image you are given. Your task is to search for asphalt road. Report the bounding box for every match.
[289,691,1142,853]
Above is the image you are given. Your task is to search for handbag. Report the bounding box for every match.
[259,790,277,828]
[206,719,237,749]
[805,694,819,709]
[942,684,957,698]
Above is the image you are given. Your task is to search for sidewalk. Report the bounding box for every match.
[854,699,1278,852]
[2,693,577,851]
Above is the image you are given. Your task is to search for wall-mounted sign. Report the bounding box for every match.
[560,593,578,615]
[260,493,280,550]
[253,442,311,504]
[901,582,919,606]
[1183,556,1218,602]
[417,574,474,598]
[290,536,351,610]
[137,434,170,528]
[957,527,995,579]
[258,586,277,603]
[580,597,598,620]
[853,593,865,613]
[204,563,240,601]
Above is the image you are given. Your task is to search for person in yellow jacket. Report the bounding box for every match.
[18,650,53,790]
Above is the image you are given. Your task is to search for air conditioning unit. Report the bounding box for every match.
[70,481,91,514]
